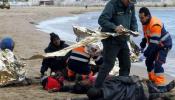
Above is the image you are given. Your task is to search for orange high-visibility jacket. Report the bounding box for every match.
[67,46,103,74]
[143,16,172,47]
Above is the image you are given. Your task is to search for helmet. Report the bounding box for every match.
[85,43,100,55]
[0,37,15,51]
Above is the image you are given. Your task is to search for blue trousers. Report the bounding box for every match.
[145,48,170,74]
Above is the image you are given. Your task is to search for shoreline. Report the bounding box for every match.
[0,6,174,99]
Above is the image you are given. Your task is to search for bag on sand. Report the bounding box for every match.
[41,76,64,92]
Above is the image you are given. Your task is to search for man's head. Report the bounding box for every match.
[0,37,15,51]
[122,0,137,7]
[139,7,152,25]
[50,32,61,47]
[85,43,101,56]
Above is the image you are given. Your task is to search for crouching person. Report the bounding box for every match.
[66,44,103,81]
[139,7,172,89]
[40,33,69,77]
[0,37,30,87]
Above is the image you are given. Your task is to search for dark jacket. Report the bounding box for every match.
[67,47,103,75]
[44,40,68,53]
[41,40,69,73]
[98,0,138,41]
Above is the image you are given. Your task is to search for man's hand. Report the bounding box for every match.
[115,25,125,33]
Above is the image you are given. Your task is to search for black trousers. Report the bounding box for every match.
[40,57,66,74]
[95,38,131,88]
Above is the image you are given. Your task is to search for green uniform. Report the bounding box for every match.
[99,0,138,41]
[95,0,138,88]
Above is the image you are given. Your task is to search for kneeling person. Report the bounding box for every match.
[40,33,69,77]
[66,44,103,81]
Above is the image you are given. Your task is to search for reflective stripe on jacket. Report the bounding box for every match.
[67,46,103,74]
[67,46,91,74]
[69,46,90,63]
[143,16,172,48]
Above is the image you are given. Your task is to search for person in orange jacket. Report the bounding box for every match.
[66,44,103,81]
[139,7,172,89]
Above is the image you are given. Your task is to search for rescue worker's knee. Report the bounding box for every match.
[154,61,164,73]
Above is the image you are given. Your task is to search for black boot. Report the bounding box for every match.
[157,86,167,93]
[87,87,103,100]
[166,80,175,92]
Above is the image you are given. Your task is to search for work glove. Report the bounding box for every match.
[140,38,147,49]
[144,44,159,57]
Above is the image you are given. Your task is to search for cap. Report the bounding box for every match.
[50,32,60,42]
[0,37,15,51]
[85,43,100,55]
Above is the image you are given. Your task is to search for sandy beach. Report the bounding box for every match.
[0,6,174,100]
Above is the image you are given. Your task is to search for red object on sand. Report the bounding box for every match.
[45,76,61,91]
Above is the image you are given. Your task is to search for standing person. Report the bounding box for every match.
[94,0,138,88]
[139,7,172,88]
[40,32,69,77]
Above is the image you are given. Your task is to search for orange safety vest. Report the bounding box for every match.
[69,46,90,63]
[67,46,91,74]
[143,16,171,47]
[67,46,102,75]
